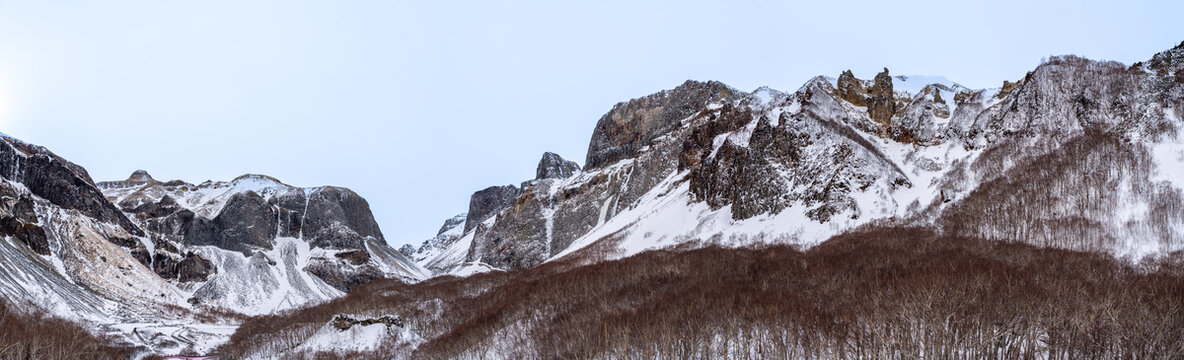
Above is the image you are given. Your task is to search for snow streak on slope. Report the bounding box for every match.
[369,238,432,280]
[189,237,343,316]
[418,217,488,273]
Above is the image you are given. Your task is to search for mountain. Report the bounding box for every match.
[96,171,429,313]
[4,41,1184,359]
[221,41,1184,359]
[0,133,426,355]
[407,43,1184,273]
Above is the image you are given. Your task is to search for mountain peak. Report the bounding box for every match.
[127,169,154,182]
[536,152,580,180]
[585,79,742,169]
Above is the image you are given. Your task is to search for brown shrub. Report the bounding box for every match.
[0,299,136,359]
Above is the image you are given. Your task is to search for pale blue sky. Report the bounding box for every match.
[0,0,1180,247]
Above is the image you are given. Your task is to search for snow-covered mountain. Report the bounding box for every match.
[412,42,1184,276]
[0,133,426,354]
[96,171,429,314]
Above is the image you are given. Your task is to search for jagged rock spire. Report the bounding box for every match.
[868,67,897,127]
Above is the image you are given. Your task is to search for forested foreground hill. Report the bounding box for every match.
[221,227,1184,359]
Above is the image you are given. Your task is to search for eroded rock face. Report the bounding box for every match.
[867,68,897,127]
[464,185,521,233]
[678,103,754,171]
[303,187,384,250]
[688,111,808,220]
[970,55,1149,139]
[467,186,550,269]
[153,251,215,283]
[334,249,371,266]
[305,256,383,292]
[271,188,308,239]
[835,70,868,106]
[102,173,423,289]
[463,117,691,270]
[207,191,278,254]
[536,152,580,180]
[0,182,48,255]
[585,80,740,169]
[0,136,143,239]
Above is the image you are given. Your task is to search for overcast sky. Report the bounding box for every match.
[0,0,1180,247]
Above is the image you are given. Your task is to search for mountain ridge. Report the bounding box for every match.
[407,41,1184,276]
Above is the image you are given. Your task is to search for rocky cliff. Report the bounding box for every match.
[98,171,428,307]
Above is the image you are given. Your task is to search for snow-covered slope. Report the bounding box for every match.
[0,132,428,354]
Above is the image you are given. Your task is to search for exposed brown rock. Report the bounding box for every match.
[835,70,867,106]
[678,103,754,172]
[867,68,897,126]
[954,90,980,104]
[998,80,1021,99]
[334,249,371,266]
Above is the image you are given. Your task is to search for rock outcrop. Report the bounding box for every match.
[464,185,521,233]
[0,135,143,238]
[153,251,215,283]
[585,80,740,169]
[0,181,48,255]
[209,191,278,253]
[302,186,386,250]
[536,152,579,180]
[835,70,867,106]
[867,68,897,127]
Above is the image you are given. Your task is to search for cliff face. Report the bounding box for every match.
[98,172,428,305]
[585,80,741,170]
